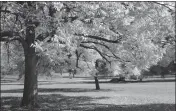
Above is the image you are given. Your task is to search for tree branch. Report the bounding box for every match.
[0,31,13,37]
[81,40,122,60]
[75,33,122,43]
[80,44,110,63]
[0,31,27,49]
[81,41,110,49]
[152,2,175,11]
[102,53,116,59]
[84,60,91,69]
[0,31,20,42]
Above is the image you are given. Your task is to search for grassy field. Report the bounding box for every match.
[1,74,175,111]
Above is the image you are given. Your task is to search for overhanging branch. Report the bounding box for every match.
[0,31,13,38]
[0,31,27,48]
[80,43,129,63]
[81,41,110,49]
[75,33,122,43]
[81,40,122,60]
[80,44,110,63]
[152,2,175,11]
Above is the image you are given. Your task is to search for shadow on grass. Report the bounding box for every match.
[2,79,175,86]
[1,79,18,83]
[1,80,87,86]
[1,83,24,85]
[109,79,176,84]
[1,94,175,111]
[38,88,110,93]
[1,88,110,93]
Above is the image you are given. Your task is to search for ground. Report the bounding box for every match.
[1,74,175,111]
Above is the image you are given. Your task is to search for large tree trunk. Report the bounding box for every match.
[94,76,100,90]
[21,52,38,107]
[21,23,38,107]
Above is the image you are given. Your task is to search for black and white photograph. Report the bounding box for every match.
[0,1,175,111]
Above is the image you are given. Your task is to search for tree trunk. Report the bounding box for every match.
[60,68,63,75]
[21,52,38,107]
[76,57,79,68]
[75,50,79,68]
[94,76,100,90]
[75,50,81,69]
[21,23,38,108]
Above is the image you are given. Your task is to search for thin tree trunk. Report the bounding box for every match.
[76,58,79,68]
[75,50,79,68]
[75,50,82,69]
[94,76,100,90]
[72,69,76,78]
[60,68,63,75]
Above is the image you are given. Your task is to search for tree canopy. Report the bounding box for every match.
[0,1,175,107]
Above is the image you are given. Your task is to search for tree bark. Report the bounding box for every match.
[21,52,38,107]
[94,76,100,90]
[75,50,79,68]
[21,24,38,108]
[75,50,82,69]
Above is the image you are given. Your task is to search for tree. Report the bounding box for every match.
[107,2,175,78]
[1,1,175,108]
[94,59,109,90]
[67,2,174,73]
[0,1,59,107]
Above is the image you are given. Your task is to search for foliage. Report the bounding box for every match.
[1,1,175,77]
[1,42,24,75]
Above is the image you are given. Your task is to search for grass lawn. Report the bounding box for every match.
[1,74,175,111]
